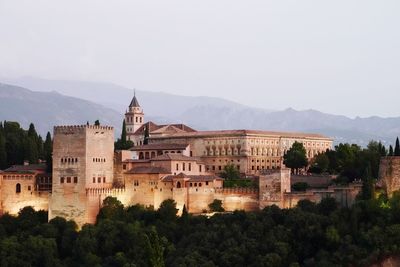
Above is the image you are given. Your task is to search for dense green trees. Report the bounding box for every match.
[284,142,308,174]
[220,163,241,180]
[208,199,225,212]
[308,140,391,185]
[3,196,400,266]
[115,119,134,150]
[395,137,400,156]
[0,121,52,170]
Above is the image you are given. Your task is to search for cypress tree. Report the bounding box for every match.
[395,137,400,156]
[44,132,52,172]
[360,164,374,200]
[0,132,7,169]
[26,137,39,164]
[28,123,37,138]
[389,145,394,156]
[121,120,127,143]
[144,125,149,145]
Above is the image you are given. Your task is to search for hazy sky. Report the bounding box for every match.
[1,0,399,117]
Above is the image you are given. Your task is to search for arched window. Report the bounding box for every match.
[177,181,181,188]
[16,183,21,193]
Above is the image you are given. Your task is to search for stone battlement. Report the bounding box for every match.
[215,188,259,195]
[54,125,114,133]
[379,156,400,197]
[86,187,126,195]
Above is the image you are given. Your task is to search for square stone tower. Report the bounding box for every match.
[49,125,114,227]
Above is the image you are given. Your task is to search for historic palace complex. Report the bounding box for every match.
[0,93,367,227]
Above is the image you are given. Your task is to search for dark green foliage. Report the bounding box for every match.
[309,153,329,174]
[395,137,400,156]
[44,132,52,173]
[115,120,134,150]
[313,140,388,184]
[292,182,309,192]
[0,121,51,170]
[94,120,100,126]
[389,145,394,156]
[223,178,257,188]
[4,195,400,266]
[144,125,150,145]
[284,142,308,174]
[358,164,375,200]
[208,199,225,212]
[220,163,241,180]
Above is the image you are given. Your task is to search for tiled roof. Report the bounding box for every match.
[151,129,331,140]
[162,174,223,182]
[151,154,202,162]
[130,143,189,151]
[129,95,140,107]
[133,121,196,135]
[126,166,171,174]
[3,163,47,173]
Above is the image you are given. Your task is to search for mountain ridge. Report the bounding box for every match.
[1,77,399,146]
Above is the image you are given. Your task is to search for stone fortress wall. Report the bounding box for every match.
[379,156,400,197]
[49,125,115,226]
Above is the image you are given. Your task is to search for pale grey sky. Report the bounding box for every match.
[0,0,399,117]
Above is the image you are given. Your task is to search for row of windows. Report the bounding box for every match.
[15,183,32,193]
[176,162,199,172]
[93,158,106,163]
[189,182,209,187]
[126,116,143,124]
[60,176,78,184]
[3,175,33,180]
[61,157,78,164]
[252,165,280,170]
[207,165,240,171]
[93,177,106,183]
[251,159,280,163]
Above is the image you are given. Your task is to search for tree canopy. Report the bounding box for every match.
[2,196,400,266]
[0,121,52,170]
[283,142,308,174]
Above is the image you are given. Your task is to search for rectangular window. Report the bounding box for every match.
[176,163,179,171]
[60,177,65,184]
[199,165,202,172]
[103,177,106,183]
[93,177,96,183]
[218,166,222,171]
[74,177,78,183]
[188,163,191,171]
[123,164,127,170]
[183,163,186,171]
[98,177,101,183]
[67,177,71,183]
[206,181,209,186]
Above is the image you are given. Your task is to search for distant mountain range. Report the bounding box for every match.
[1,77,400,146]
[0,83,122,135]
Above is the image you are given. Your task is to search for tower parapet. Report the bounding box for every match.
[49,124,115,227]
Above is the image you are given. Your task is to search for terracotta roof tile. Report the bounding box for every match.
[126,166,171,174]
[130,143,189,151]
[162,174,223,182]
[3,164,47,173]
[151,129,331,140]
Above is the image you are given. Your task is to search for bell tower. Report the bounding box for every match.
[125,90,144,141]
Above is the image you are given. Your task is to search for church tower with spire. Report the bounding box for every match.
[125,90,144,141]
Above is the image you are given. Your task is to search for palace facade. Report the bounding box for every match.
[0,93,362,228]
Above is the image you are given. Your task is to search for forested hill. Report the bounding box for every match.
[2,196,400,266]
[0,83,122,135]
